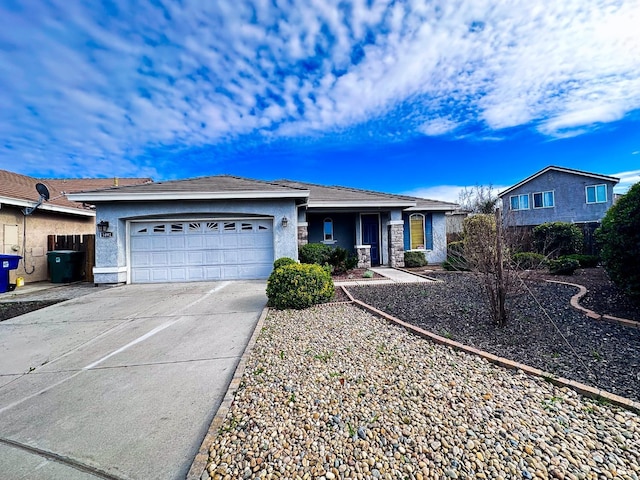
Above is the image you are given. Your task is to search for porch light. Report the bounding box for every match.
[281,217,289,228]
[97,220,110,233]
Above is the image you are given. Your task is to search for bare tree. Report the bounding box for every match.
[457,184,499,214]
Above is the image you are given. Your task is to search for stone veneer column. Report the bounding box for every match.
[297,224,308,246]
[388,222,405,267]
[355,245,371,269]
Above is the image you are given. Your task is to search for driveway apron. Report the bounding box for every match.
[0,280,266,480]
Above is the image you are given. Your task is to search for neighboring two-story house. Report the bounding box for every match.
[498,166,620,227]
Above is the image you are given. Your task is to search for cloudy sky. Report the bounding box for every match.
[1,0,638,201]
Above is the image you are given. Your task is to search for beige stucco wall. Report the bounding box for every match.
[1,205,95,283]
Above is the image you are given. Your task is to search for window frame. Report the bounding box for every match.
[532,190,555,209]
[323,217,334,242]
[585,184,607,204]
[409,213,426,250]
[509,194,530,211]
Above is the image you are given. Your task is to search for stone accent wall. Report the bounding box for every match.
[388,223,405,267]
[297,225,308,246]
[355,246,371,269]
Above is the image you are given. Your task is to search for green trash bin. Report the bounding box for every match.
[47,250,85,283]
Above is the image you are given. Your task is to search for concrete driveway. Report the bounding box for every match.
[0,281,267,480]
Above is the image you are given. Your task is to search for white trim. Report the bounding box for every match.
[68,190,309,202]
[297,222,308,227]
[93,266,128,274]
[509,194,530,210]
[403,205,457,212]
[585,184,608,204]
[309,200,415,208]
[0,196,96,217]
[532,190,555,209]
[388,220,404,225]
[409,213,426,250]
[355,245,371,249]
[128,216,273,223]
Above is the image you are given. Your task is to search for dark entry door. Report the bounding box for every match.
[361,214,380,266]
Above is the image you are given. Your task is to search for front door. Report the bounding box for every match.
[361,214,380,266]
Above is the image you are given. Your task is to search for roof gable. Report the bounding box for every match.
[498,166,620,198]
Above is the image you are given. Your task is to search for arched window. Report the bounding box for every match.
[323,218,334,242]
[409,214,425,249]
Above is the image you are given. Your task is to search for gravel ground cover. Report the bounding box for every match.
[525,268,640,322]
[205,303,640,480]
[349,273,640,402]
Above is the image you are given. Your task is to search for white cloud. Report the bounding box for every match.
[611,169,640,193]
[403,184,508,204]
[0,0,639,175]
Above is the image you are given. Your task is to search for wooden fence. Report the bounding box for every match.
[47,234,96,283]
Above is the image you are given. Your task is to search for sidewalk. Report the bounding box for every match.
[334,267,433,286]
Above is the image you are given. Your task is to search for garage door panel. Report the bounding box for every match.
[130,219,274,283]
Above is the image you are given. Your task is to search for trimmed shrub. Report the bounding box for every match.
[299,243,332,265]
[329,247,358,274]
[273,257,297,270]
[562,254,599,268]
[363,270,374,279]
[548,258,580,275]
[533,222,583,258]
[596,182,640,300]
[404,251,428,268]
[512,252,547,270]
[266,263,334,310]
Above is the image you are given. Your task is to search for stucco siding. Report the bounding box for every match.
[502,170,617,226]
[1,205,94,283]
[307,212,357,253]
[92,198,298,283]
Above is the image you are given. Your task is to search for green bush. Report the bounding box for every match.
[329,247,358,273]
[299,243,333,265]
[533,222,583,258]
[273,257,297,270]
[512,252,547,270]
[596,182,640,300]
[562,254,599,268]
[266,263,334,310]
[363,270,374,278]
[404,251,428,268]
[548,258,580,275]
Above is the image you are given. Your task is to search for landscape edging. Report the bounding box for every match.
[343,288,640,414]
[186,306,270,480]
[546,279,640,329]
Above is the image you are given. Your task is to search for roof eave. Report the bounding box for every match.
[404,205,458,212]
[0,196,95,217]
[67,190,311,202]
[308,201,416,208]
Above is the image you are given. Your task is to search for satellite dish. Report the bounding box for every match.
[23,183,51,216]
[36,183,50,201]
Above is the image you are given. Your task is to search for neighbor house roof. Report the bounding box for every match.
[0,169,152,217]
[275,179,459,211]
[498,166,620,198]
[67,175,310,202]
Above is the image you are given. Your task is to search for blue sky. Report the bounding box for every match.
[1,0,639,202]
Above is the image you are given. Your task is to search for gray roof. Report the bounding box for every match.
[68,175,310,202]
[275,180,458,211]
[68,174,458,211]
[499,166,620,197]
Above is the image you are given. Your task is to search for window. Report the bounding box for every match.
[170,223,184,233]
[409,214,425,250]
[510,194,530,210]
[223,222,236,231]
[323,218,333,241]
[586,184,607,204]
[533,191,555,208]
[152,224,165,233]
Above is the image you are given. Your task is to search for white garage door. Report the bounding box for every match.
[130,219,274,283]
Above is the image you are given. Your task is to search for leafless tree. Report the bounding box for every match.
[457,184,499,214]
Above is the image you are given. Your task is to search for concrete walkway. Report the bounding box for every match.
[0,281,266,480]
[334,267,432,286]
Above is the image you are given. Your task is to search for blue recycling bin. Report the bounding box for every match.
[0,254,22,293]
